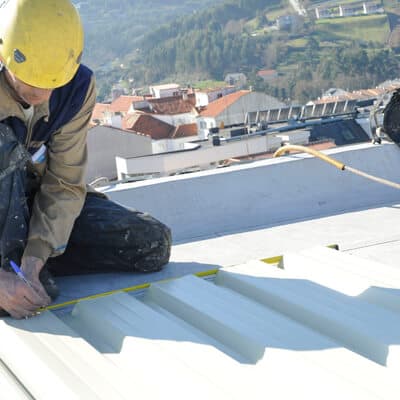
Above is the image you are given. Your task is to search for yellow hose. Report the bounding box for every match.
[273,145,400,190]
[274,145,345,170]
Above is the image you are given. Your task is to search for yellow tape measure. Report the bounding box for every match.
[45,244,339,311]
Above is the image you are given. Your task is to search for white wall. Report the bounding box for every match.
[86,126,152,183]
[152,111,197,127]
[197,117,217,140]
[104,143,400,243]
[149,86,180,99]
[106,114,122,128]
[276,130,310,145]
[195,87,237,107]
[207,87,237,103]
[152,137,196,154]
[116,134,282,179]
[195,92,209,108]
[356,117,373,139]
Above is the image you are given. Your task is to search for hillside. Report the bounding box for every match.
[86,0,400,103]
[77,0,225,68]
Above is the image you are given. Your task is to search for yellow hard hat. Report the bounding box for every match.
[0,0,84,89]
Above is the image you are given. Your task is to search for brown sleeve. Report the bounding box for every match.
[23,76,97,262]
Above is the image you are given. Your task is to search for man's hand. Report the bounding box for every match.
[21,256,52,301]
[0,257,51,319]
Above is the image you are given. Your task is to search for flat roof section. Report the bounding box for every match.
[55,141,400,303]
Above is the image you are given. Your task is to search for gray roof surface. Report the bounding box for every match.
[309,119,370,145]
[56,199,400,305]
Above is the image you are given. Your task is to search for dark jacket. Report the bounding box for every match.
[0,64,96,262]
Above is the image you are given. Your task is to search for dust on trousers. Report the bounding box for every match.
[46,192,172,276]
[0,122,172,275]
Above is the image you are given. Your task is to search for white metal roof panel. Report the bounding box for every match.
[0,247,399,399]
[0,359,31,399]
[217,262,399,368]
[0,312,137,399]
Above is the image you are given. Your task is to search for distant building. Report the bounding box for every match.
[91,93,200,154]
[378,79,400,90]
[115,134,283,180]
[224,73,247,87]
[151,124,199,154]
[321,88,350,98]
[90,103,110,126]
[315,7,332,19]
[123,112,176,140]
[195,86,237,107]
[96,95,148,128]
[315,2,383,19]
[123,113,198,154]
[339,4,362,17]
[363,2,383,14]
[197,90,285,139]
[109,95,147,115]
[257,69,279,82]
[149,83,181,99]
[309,83,400,107]
[131,93,198,127]
[276,15,295,30]
[86,125,152,183]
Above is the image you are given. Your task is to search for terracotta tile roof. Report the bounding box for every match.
[257,69,277,77]
[383,83,400,91]
[90,103,111,126]
[147,93,197,115]
[123,112,175,140]
[200,90,250,117]
[172,123,198,138]
[109,95,147,113]
[314,84,400,105]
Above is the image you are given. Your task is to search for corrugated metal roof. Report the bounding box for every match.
[0,246,399,399]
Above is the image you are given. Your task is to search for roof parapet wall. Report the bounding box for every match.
[104,143,400,243]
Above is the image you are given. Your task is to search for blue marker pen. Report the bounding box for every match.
[9,260,35,290]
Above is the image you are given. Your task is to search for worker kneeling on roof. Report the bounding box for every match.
[0,0,171,319]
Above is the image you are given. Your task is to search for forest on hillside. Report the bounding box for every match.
[78,0,224,68]
[80,0,400,103]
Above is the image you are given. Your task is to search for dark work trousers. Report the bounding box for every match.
[0,121,172,276]
[45,191,172,276]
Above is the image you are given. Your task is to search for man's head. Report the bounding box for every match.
[4,69,52,106]
[0,0,83,93]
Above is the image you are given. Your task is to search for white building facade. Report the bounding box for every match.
[86,126,152,183]
[197,92,285,139]
[149,84,181,99]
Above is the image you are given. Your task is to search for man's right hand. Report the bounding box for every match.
[0,268,51,319]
